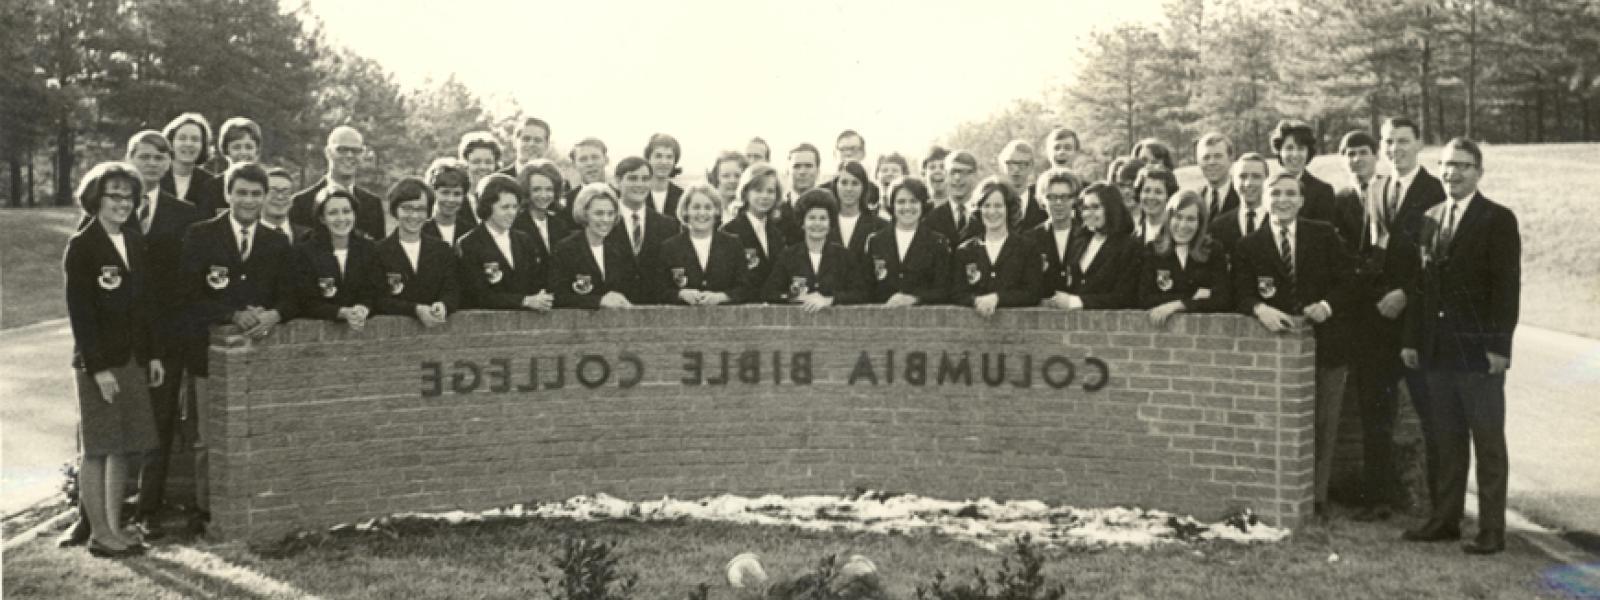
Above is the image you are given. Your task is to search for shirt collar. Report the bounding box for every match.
[230,214,255,235]
[1394,165,1421,189]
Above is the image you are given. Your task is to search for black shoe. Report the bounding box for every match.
[1402,521,1461,542]
[87,540,146,559]
[1351,505,1394,522]
[55,518,91,548]
[1463,531,1505,555]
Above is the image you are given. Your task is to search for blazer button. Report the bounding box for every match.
[240,274,249,281]
[1438,310,1445,318]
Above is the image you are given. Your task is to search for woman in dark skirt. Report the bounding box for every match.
[293,190,377,329]
[660,184,751,305]
[457,174,552,311]
[762,188,868,310]
[64,162,163,557]
[950,178,1041,316]
[551,183,642,309]
[864,177,950,306]
[1141,189,1232,325]
[372,178,460,326]
[1056,183,1143,310]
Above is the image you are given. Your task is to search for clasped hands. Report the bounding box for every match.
[232,305,283,338]
[677,289,732,306]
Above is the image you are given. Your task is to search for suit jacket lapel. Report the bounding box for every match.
[1446,194,1486,258]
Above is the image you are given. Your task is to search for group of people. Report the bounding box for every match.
[62,112,1519,557]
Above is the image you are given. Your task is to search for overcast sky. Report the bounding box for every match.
[306,0,1164,173]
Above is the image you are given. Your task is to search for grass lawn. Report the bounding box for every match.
[0,207,81,329]
[9,509,1583,599]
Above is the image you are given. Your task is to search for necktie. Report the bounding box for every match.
[1246,209,1257,235]
[1279,225,1294,284]
[1386,178,1401,225]
[239,227,251,261]
[1438,201,1457,253]
[955,205,965,232]
[1209,189,1219,216]
[137,203,151,234]
[631,213,643,254]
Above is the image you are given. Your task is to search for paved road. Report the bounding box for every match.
[3,320,1598,529]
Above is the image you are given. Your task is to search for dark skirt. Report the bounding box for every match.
[75,360,159,456]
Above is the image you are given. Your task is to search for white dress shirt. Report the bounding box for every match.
[838,213,860,247]
[487,226,515,269]
[690,234,713,271]
[399,239,422,272]
[588,242,607,279]
[895,228,916,261]
[229,215,256,261]
[747,213,770,255]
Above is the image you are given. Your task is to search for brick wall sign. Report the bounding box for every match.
[201,307,1316,540]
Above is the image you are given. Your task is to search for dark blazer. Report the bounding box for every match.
[1404,194,1521,371]
[925,201,975,246]
[262,221,313,246]
[646,182,685,219]
[292,234,379,321]
[64,220,156,372]
[421,219,472,246]
[178,213,296,375]
[762,241,868,304]
[950,235,1042,308]
[134,193,203,337]
[1232,219,1357,365]
[1016,184,1048,232]
[456,225,548,309]
[721,212,791,299]
[160,168,226,217]
[1024,222,1082,298]
[551,232,642,309]
[1138,241,1233,312]
[1297,171,1340,232]
[1357,169,1447,291]
[658,231,752,304]
[863,225,951,305]
[511,207,576,259]
[1065,232,1143,309]
[1206,205,1268,259]
[1200,184,1241,220]
[828,212,887,258]
[607,206,683,304]
[770,197,807,248]
[1329,186,1368,254]
[288,178,387,241]
[371,234,462,318]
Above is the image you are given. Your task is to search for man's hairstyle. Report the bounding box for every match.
[126,130,173,160]
[1380,116,1422,141]
[568,137,609,161]
[875,153,910,179]
[1338,130,1379,154]
[921,145,950,170]
[612,156,652,181]
[474,173,526,221]
[1133,166,1180,206]
[266,166,294,182]
[515,117,551,140]
[1231,152,1272,178]
[643,133,682,170]
[746,137,771,161]
[425,157,473,192]
[162,112,215,166]
[886,176,931,218]
[572,182,618,227]
[1130,138,1174,170]
[458,131,503,163]
[675,183,724,225]
[224,162,270,194]
[1269,119,1318,160]
[1081,182,1134,236]
[387,177,435,218]
[706,150,749,188]
[217,117,263,154]
[1035,167,1085,198]
[1441,137,1484,168]
[737,163,783,211]
[76,161,144,215]
[1194,131,1233,157]
[788,143,820,165]
[1264,169,1303,191]
[517,159,567,202]
[835,129,864,148]
[795,187,840,221]
[997,139,1035,164]
[945,150,978,172]
[1043,127,1082,153]
[970,177,1021,225]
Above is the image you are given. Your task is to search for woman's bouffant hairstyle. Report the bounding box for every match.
[675,183,724,225]
[970,177,1021,229]
[826,160,877,211]
[885,176,931,220]
[705,150,749,188]
[425,158,472,192]
[387,177,435,218]
[217,117,262,155]
[125,130,173,160]
[1153,188,1213,262]
[736,163,784,216]
[458,131,503,163]
[1130,138,1174,171]
[162,112,215,166]
[571,182,619,227]
[474,173,526,221]
[794,187,840,222]
[516,159,567,207]
[643,133,683,177]
[76,162,145,216]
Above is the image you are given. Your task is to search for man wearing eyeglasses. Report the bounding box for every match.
[998,140,1046,231]
[288,126,387,239]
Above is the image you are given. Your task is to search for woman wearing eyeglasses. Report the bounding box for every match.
[371,178,460,326]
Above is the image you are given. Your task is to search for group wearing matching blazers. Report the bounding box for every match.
[1138,240,1233,312]
[292,234,379,321]
[455,226,548,309]
[862,225,952,305]
[762,239,869,305]
[65,218,162,457]
[371,233,462,318]
[1063,231,1143,309]
[658,230,753,304]
[720,211,792,294]
[549,231,645,309]
[949,235,1042,308]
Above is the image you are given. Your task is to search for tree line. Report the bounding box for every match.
[0,0,520,207]
[946,0,1600,174]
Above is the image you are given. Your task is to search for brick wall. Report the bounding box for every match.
[202,308,1318,540]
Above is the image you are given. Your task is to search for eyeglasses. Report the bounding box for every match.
[1005,160,1033,169]
[331,145,365,157]
[1044,194,1074,202]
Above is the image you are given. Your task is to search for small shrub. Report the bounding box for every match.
[59,462,79,507]
[539,537,639,600]
[914,535,1066,600]
[765,554,888,600]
